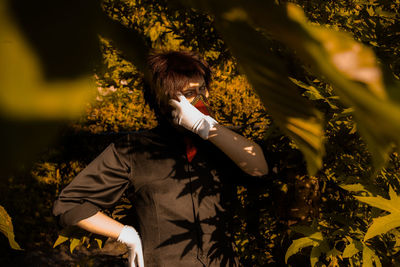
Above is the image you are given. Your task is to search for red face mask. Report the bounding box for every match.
[185,94,213,162]
[190,94,213,116]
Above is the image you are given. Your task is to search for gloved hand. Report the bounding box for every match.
[169,95,218,140]
[117,225,144,267]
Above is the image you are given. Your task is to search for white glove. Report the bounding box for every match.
[117,225,144,267]
[169,95,218,140]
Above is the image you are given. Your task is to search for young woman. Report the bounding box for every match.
[53,51,268,267]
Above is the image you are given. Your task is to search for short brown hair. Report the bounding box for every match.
[147,50,211,116]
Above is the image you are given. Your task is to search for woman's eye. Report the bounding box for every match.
[184,92,194,97]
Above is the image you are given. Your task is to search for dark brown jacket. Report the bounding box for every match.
[53,126,246,266]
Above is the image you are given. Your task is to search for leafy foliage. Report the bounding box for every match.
[2,0,400,266]
[53,226,104,253]
[182,0,400,175]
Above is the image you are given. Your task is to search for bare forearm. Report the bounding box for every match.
[208,124,268,176]
[75,211,124,239]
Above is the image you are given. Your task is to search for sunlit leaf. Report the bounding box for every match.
[342,238,362,258]
[53,235,69,248]
[0,205,22,250]
[373,253,382,267]
[354,188,400,241]
[310,246,321,267]
[389,186,400,201]
[362,244,381,267]
[355,195,400,214]
[95,238,103,249]
[326,247,342,259]
[340,183,370,194]
[364,213,400,241]
[70,238,82,253]
[285,231,323,263]
[285,237,315,264]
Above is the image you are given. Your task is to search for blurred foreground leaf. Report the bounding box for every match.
[0,0,150,177]
[179,0,325,175]
[242,1,400,172]
[0,0,99,177]
[181,0,400,174]
[0,1,96,120]
[216,20,325,176]
[0,205,22,250]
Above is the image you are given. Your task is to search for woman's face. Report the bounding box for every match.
[180,76,209,103]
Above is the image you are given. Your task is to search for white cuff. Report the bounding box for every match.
[117,225,140,245]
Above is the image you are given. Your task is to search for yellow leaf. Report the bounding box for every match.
[53,235,69,248]
[0,1,95,120]
[0,205,22,250]
[70,238,82,253]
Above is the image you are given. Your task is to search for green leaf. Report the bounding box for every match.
[285,237,315,264]
[326,247,342,258]
[308,231,323,242]
[95,238,103,249]
[392,229,400,247]
[340,183,370,194]
[389,186,399,201]
[372,253,382,267]
[318,240,330,254]
[354,189,400,241]
[364,213,400,241]
[70,238,82,253]
[291,225,317,237]
[285,229,324,263]
[0,205,22,250]
[0,1,95,120]
[310,246,321,267]
[342,239,362,258]
[53,235,69,248]
[355,195,400,213]
[362,244,381,267]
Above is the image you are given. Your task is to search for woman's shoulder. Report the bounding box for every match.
[114,127,176,152]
